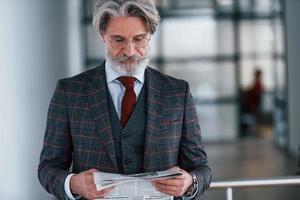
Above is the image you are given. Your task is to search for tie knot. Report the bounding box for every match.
[118,76,135,88]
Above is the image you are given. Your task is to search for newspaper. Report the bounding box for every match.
[93,170,182,200]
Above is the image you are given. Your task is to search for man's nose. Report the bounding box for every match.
[123,41,136,57]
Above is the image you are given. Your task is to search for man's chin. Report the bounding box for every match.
[121,64,138,73]
[121,60,138,65]
[108,56,149,76]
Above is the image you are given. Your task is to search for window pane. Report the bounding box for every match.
[274,19,285,55]
[163,61,236,98]
[216,20,235,55]
[197,104,238,141]
[215,0,235,13]
[176,0,213,9]
[148,27,161,58]
[162,17,217,58]
[159,0,213,9]
[86,25,105,59]
[240,20,274,54]
[274,59,286,95]
[239,0,253,12]
[86,0,97,17]
[253,0,273,13]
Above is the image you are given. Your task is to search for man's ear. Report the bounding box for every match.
[100,33,106,43]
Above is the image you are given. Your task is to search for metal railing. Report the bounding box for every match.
[209,176,300,200]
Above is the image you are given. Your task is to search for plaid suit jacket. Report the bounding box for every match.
[38,63,211,200]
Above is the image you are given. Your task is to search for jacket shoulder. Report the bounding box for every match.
[54,64,104,94]
[63,65,103,83]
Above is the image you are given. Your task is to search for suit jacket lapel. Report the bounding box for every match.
[143,67,165,171]
[86,63,118,172]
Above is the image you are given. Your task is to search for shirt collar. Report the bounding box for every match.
[105,60,145,84]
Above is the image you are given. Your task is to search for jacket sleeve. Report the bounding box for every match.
[178,82,212,199]
[38,79,73,200]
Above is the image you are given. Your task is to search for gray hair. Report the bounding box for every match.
[92,0,160,35]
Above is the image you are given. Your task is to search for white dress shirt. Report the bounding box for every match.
[105,60,145,119]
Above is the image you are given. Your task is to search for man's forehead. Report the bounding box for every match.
[105,16,149,36]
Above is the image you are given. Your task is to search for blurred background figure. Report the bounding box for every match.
[240,68,265,137]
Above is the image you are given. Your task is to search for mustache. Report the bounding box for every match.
[112,54,149,63]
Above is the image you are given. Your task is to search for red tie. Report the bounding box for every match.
[118,76,136,127]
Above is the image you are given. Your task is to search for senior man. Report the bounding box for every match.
[38,0,211,200]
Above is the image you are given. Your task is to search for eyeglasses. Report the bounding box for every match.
[108,34,150,49]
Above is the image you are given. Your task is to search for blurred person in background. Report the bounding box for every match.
[38,0,211,199]
[240,68,265,137]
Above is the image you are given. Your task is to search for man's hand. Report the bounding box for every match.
[70,168,115,200]
[152,167,193,197]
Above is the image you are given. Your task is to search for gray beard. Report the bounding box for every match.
[105,51,149,76]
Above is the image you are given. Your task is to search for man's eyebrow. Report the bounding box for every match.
[134,33,148,37]
[110,35,124,39]
[137,33,148,36]
[110,33,148,38]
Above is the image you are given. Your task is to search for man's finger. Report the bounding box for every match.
[93,186,116,198]
[154,183,178,191]
[169,166,180,171]
[95,185,116,193]
[152,178,183,186]
[87,168,98,174]
[154,185,179,197]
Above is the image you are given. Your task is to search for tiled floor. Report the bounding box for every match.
[201,135,300,200]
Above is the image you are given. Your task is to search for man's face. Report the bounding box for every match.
[101,16,150,75]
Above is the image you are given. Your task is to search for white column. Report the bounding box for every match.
[285,0,300,156]
[0,0,81,199]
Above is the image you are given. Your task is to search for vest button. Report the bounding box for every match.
[124,159,132,165]
[122,133,129,139]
